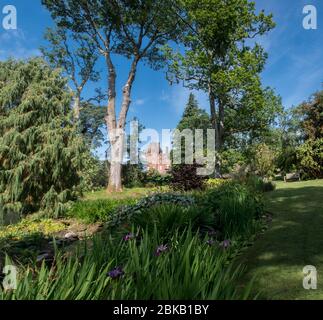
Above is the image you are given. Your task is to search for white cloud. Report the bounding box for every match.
[0,29,40,60]
[133,98,146,106]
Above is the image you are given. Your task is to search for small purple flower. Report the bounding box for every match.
[220,239,231,249]
[206,239,215,246]
[108,266,125,279]
[123,233,135,241]
[155,244,168,256]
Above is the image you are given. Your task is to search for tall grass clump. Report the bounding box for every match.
[67,198,137,223]
[198,182,264,238]
[0,228,256,300]
[130,204,215,240]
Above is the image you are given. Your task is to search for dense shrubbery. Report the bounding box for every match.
[296,139,323,179]
[81,155,108,191]
[244,175,276,193]
[170,164,206,191]
[122,164,146,188]
[144,169,171,187]
[196,182,264,237]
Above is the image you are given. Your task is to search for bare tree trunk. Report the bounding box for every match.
[108,132,124,192]
[106,56,139,192]
[105,52,119,192]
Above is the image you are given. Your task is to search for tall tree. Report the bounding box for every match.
[0,59,84,224]
[41,27,101,121]
[165,0,275,175]
[296,90,323,141]
[174,93,211,163]
[177,93,211,132]
[42,0,184,192]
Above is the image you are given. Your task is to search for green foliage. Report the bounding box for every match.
[245,175,276,193]
[172,93,212,168]
[198,182,264,237]
[1,228,256,300]
[177,93,211,133]
[165,0,276,156]
[296,91,323,141]
[0,219,65,241]
[144,169,171,187]
[276,146,298,175]
[296,139,323,179]
[251,143,276,178]
[170,164,206,191]
[221,149,247,174]
[122,164,145,188]
[0,59,84,223]
[204,178,230,189]
[131,204,214,240]
[108,193,195,228]
[80,154,108,192]
[79,102,106,148]
[67,198,136,224]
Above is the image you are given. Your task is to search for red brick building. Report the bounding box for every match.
[144,142,171,175]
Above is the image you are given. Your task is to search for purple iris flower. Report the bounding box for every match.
[123,233,135,241]
[220,239,231,249]
[108,267,125,279]
[155,244,168,256]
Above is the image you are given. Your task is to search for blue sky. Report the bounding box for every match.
[1,0,323,152]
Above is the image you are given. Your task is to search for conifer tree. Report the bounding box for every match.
[0,58,84,224]
[173,93,211,164]
[177,93,211,132]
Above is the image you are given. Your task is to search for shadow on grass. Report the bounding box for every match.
[239,185,323,299]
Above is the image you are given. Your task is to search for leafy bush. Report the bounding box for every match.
[144,169,171,187]
[1,228,256,300]
[198,182,264,237]
[122,164,146,188]
[296,138,323,179]
[67,198,137,223]
[170,164,206,191]
[245,175,276,193]
[251,143,277,178]
[80,154,108,192]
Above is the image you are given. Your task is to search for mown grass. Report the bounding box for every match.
[240,179,323,300]
[84,187,167,201]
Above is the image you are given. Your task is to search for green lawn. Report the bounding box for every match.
[240,179,323,300]
[84,186,165,201]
